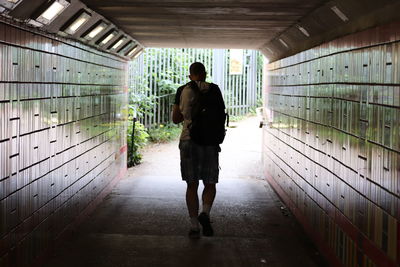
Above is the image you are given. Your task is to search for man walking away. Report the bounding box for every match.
[172,62,226,239]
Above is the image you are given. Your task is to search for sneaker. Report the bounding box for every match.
[198,212,214,236]
[188,228,200,239]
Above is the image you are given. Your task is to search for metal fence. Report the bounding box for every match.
[129,48,263,127]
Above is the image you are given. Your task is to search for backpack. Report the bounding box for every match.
[188,81,228,146]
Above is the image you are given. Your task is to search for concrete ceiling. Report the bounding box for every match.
[81,0,326,49]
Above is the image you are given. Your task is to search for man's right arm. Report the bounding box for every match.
[172,104,183,124]
[172,86,184,124]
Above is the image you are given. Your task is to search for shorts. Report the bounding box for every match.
[179,139,220,184]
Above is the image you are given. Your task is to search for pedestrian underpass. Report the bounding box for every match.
[1,1,400,266]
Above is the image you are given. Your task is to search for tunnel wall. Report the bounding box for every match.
[0,20,128,266]
[263,21,400,267]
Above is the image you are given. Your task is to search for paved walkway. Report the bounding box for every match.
[44,116,326,267]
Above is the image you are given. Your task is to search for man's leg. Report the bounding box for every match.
[202,183,216,215]
[186,181,199,218]
[186,182,200,238]
[198,182,216,236]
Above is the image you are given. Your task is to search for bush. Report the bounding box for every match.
[148,123,182,143]
[127,120,149,167]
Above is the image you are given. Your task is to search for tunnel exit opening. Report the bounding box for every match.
[126,47,266,168]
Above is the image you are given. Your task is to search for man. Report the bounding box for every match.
[172,62,224,238]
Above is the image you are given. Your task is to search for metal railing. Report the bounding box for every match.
[129,48,264,127]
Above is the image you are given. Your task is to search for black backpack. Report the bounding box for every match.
[188,81,228,146]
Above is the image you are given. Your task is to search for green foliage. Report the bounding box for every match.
[156,76,180,95]
[229,115,246,122]
[249,98,263,115]
[127,120,149,167]
[148,123,182,143]
[129,81,155,118]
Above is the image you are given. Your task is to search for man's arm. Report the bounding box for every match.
[172,85,185,124]
[172,104,183,124]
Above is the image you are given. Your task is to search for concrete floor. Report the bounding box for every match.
[44,117,326,267]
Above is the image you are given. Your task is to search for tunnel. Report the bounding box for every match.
[0,0,400,266]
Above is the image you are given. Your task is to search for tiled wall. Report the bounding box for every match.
[0,20,128,266]
[263,21,400,267]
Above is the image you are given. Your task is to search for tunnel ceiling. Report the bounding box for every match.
[80,0,400,62]
[80,0,326,49]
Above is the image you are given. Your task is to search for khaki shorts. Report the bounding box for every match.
[179,140,220,184]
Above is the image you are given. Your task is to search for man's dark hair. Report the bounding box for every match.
[190,62,206,76]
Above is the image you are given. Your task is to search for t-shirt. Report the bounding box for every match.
[175,81,211,140]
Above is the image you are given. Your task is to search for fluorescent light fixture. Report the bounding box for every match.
[84,21,108,40]
[126,46,138,57]
[117,40,134,53]
[27,19,44,27]
[110,37,125,50]
[88,25,104,38]
[1,0,22,11]
[36,0,70,25]
[133,50,143,59]
[297,25,310,37]
[98,30,117,45]
[279,38,289,48]
[266,47,274,54]
[42,2,64,20]
[64,10,91,35]
[331,6,348,22]
[101,33,115,45]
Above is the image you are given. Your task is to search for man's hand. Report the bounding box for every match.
[172,104,183,124]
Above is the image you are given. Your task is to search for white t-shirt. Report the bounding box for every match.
[179,81,211,140]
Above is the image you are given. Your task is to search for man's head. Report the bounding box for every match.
[189,62,206,81]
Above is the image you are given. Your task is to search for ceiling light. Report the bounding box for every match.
[98,30,117,45]
[266,47,274,54]
[278,38,289,48]
[117,41,134,53]
[83,21,108,40]
[297,25,310,37]
[1,0,22,11]
[27,19,44,27]
[110,37,125,50]
[36,0,70,25]
[64,10,91,35]
[331,6,348,22]
[126,46,138,57]
[133,50,143,59]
